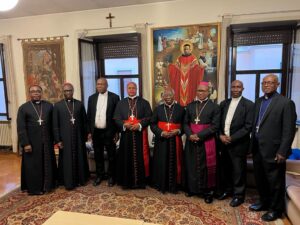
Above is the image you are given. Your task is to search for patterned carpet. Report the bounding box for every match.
[0,182,280,225]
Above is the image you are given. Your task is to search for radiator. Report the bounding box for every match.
[0,122,12,146]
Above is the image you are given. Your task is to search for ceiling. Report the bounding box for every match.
[0,0,175,19]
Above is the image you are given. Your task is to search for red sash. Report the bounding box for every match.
[158,121,181,132]
[124,116,150,177]
[158,121,183,184]
[124,115,140,124]
[190,123,216,188]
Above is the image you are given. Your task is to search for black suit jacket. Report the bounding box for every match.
[250,92,297,162]
[87,91,120,137]
[219,97,254,156]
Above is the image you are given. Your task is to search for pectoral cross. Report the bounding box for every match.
[37,118,43,126]
[70,117,76,125]
[194,117,200,124]
[256,126,259,133]
[106,13,115,28]
[130,114,135,120]
[166,123,170,131]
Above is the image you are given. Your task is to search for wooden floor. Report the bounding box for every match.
[0,152,21,197]
[0,151,292,225]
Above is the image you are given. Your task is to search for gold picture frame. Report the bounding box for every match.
[151,23,221,106]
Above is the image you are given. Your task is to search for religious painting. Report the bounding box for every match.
[152,23,220,106]
[22,38,66,103]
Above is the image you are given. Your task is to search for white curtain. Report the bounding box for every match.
[80,41,96,109]
[0,35,18,152]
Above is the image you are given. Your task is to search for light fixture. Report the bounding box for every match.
[0,0,19,11]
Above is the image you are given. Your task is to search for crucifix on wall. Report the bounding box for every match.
[106,13,115,28]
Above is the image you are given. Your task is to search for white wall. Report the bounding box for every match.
[1,0,300,151]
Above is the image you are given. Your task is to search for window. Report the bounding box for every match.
[98,34,142,99]
[79,33,142,108]
[0,44,9,120]
[226,21,297,102]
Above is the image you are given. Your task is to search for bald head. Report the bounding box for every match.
[196,83,210,101]
[96,78,108,94]
[262,74,280,95]
[231,80,244,98]
[127,82,137,97]
[162,87,175,105]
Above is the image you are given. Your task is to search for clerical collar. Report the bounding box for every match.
[99,91,108,96]
[264,92,277,100]
[195,97,208,103]
[65,98,73,102]
[32,100,41,105]
[128,95,137,100]
[164,101,175,108]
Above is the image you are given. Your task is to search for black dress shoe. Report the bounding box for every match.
[185,192,194,197]
[204,195,213,204]
[261,211,282,221]
[249,202,268,211]
[28,191,44,196]
[107,177,115,187]
[229,197,244,207]
[93,177,102,186]
[217,192,230,200]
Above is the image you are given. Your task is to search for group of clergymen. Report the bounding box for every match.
[17,73,297,222]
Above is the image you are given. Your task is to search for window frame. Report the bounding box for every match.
[0,44,10,120]
[226,21,297,100]
[96,33,142,99]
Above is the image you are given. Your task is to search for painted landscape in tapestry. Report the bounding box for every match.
[152,24,219,106]
[22,41,66,103]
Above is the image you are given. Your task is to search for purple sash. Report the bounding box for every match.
[190,123,216,188]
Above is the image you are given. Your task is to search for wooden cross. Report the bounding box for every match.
[106,13,115,28]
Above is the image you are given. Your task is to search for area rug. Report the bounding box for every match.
[0,182,281,225]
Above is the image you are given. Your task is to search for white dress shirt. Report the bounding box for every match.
[95,91,108,129]
[224,96,242,136]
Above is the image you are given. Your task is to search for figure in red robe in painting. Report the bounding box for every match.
[168,42,204,106]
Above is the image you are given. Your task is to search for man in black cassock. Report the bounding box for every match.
[184,82,220,204]
[17,85,57,195]
[114,82,152,189]
[150,88,184,194]
[53,83,89,190]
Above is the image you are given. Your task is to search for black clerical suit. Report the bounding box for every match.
[251,92,296,214]
[219,97,254,199]
[87,91,120,180]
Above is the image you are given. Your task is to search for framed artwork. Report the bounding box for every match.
[152,23,220,106]
[22,38,66,103]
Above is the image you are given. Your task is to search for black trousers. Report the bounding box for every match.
[220,145,247,198]
[92,128,116,179]
[253,150,286,213]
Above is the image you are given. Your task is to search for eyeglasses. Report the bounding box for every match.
[63,90,73,92]
[261,81,277,86]
[29,90,42,93]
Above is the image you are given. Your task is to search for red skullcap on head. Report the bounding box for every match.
[198,81,209,86]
